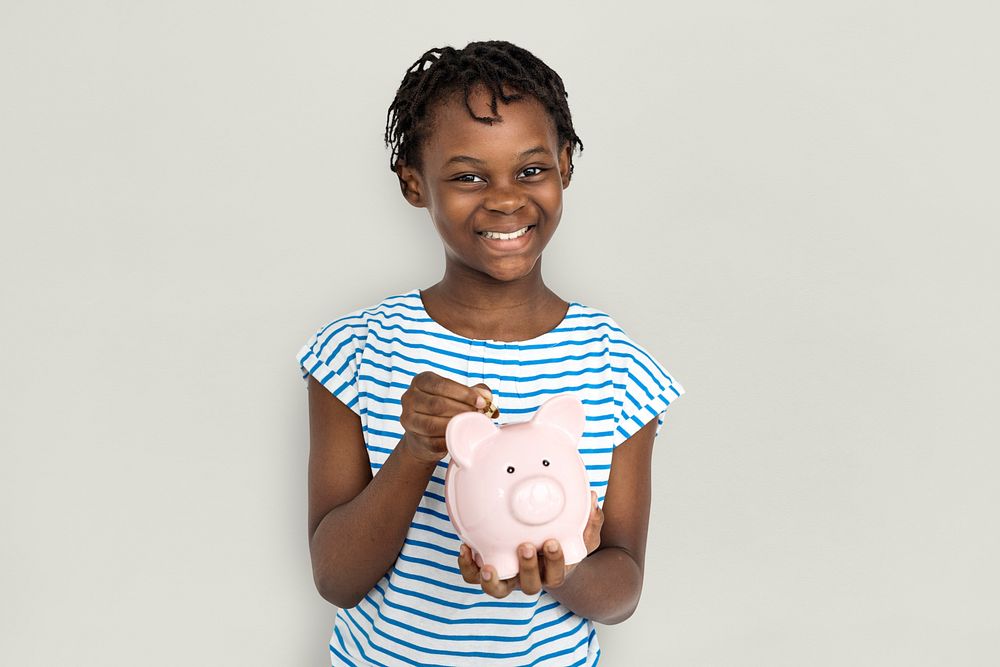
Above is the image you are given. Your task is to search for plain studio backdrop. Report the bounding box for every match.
[1,1,997,665]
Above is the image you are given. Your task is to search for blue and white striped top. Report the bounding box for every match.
[296,288,685,667]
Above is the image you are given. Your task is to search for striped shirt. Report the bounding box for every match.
[296,288,685,667]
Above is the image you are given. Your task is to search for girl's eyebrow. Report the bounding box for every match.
[444,146,549,168]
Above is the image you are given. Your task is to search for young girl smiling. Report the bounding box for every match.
[297,40,685,666]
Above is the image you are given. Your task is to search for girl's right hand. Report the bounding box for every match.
[399,371,493,465]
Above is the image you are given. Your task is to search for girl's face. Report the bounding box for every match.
[397,85,572,284]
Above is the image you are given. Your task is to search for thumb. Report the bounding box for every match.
[584,491,603,553]
[471,384,498,416]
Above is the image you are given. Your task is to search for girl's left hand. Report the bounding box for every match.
[457,491,604,598]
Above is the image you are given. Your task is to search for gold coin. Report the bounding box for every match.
[478,399,499,419]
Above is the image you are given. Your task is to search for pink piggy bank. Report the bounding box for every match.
[444,394,591,581]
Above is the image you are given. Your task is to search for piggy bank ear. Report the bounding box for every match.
[445,412,497,468]
[531,394,586,441]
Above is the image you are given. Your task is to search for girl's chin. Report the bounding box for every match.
[474,256,543,283]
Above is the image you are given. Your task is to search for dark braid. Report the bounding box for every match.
[384,40,583,180]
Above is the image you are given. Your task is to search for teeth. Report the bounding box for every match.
[479,226,532,240]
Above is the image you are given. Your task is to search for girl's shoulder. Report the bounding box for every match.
[339,288,422,322]
[564,299,647,347]
[570,298,685,391]
[303,288,421,334]
[294,289,421,409]
[553,298,687,445]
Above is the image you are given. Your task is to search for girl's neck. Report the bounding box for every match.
[420,263,568,342]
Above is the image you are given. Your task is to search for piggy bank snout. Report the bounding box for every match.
[510,476,566,525]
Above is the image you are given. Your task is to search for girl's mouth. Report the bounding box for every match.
[476,224,536,241]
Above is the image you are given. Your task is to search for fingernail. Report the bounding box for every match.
[520,545,534,558]
[481,570,492,581]
[476,395,487,409]
[546,541,558,553]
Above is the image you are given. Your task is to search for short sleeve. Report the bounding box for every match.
[611,337,685,448]
[295,312,368,415]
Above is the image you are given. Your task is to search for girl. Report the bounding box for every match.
[296,40,685,666]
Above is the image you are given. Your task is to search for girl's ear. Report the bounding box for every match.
[558,140,572,189]
[396,161,427,208]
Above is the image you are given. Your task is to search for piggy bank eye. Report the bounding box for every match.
[506,466,515,474]
[542,459,550,467]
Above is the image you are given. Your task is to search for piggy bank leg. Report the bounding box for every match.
[482,551,521,582]
[560,535,589,568]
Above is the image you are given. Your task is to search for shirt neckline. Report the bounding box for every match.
[409,288,577,344]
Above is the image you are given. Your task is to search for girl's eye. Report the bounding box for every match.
[506,466,515,474]
[542,459,550,467]
[455,168,547,183]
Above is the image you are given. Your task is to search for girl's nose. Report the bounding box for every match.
[483,183,526,215]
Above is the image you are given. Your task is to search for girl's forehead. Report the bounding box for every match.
[424,91,559,165]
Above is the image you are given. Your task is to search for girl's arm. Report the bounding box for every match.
[306,375,435,608]
[306,372,489,609]
[541,416,658,623]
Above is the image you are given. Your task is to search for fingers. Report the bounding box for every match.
[540,539,567,589]
[477,544,565,599]
[583,491,605,554]
[471,383,499,418]
[412,371,492,410]
[457,544,481,585]
[399,411,453,438]
[515,544,543,595]
[411,391,485,419]
[461,545,530,599]
[399,372,495,461]
[400,389,479,430]
[470,383,494,407]
[479,565,516,599]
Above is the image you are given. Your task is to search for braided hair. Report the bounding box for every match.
[384,40,584,182]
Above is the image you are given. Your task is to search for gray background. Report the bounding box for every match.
[2,1,997,665]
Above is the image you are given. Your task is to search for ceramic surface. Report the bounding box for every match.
[444,394,591,581]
